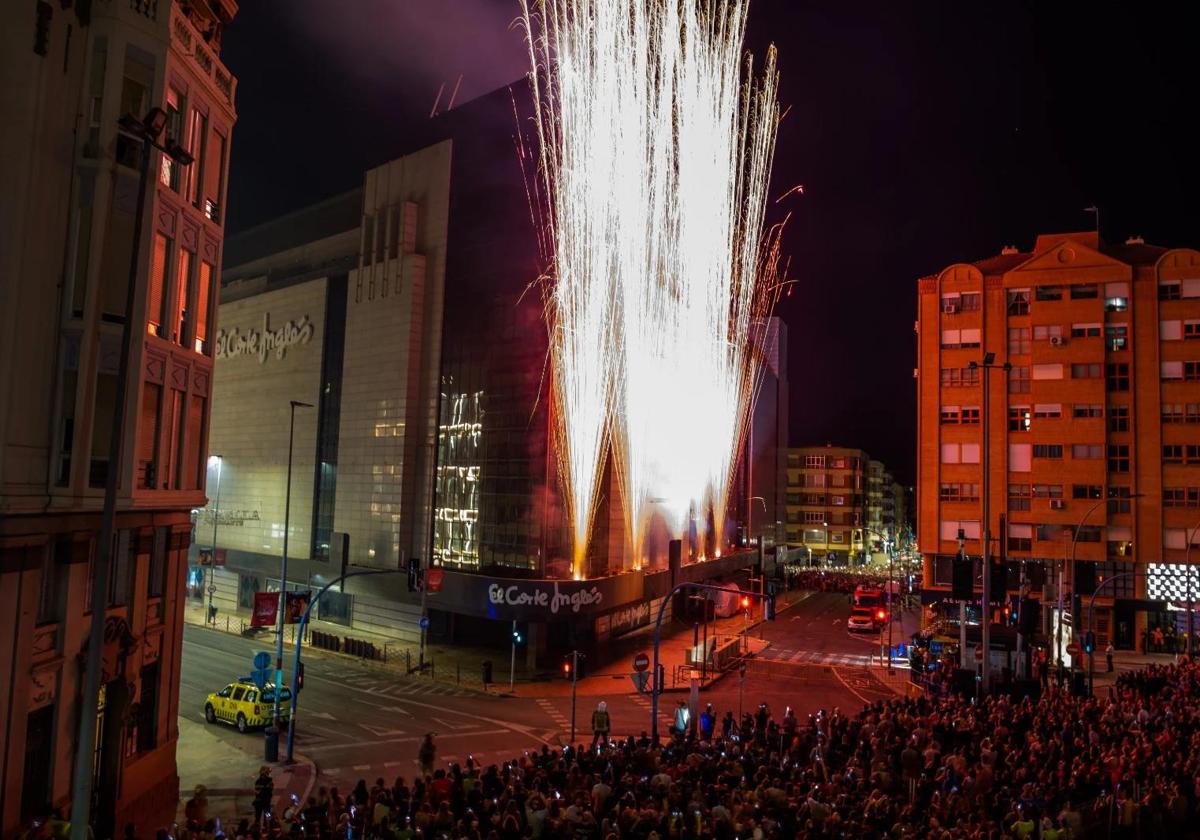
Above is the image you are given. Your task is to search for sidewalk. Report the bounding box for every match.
[176,717,316,826]
[186,588,808,700]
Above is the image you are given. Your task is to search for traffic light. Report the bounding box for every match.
[740,595,751,611]
[407,556,420,592]
[1083,631,1096,654]
[296,661,305,692]
[562,655,573,679]
[988,559,1008,603]
[512,627,525,646]
[876,609,886,622]
[952,550,973,600]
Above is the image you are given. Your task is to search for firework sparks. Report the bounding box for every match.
[522,0,782,575]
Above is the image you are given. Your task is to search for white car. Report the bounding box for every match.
[847,607,877,632]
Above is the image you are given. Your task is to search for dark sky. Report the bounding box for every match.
[220,1,1199,484]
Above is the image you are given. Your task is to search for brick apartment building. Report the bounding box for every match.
[916,231,1200,653]
[784,445,901,565]
[0,1,236,833]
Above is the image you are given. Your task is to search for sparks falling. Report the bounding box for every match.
[522,0,783,576]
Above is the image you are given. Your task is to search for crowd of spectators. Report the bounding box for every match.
[158,655,1200,840]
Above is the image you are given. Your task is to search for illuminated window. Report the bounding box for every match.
[194,262,212,354]
[173,247,193,346]
[1105,325,1128,352]
[1009,406,1030,432]
[160,87,184,191]
[147,233,169,337]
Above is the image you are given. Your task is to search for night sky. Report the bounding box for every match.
[220,1,1199,484]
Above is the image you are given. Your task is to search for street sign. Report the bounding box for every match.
[419,615,430,630]
[253,651,272,669]
[1066,642,1081,657]
[632,652,650,672]
[631,671,650,693]
[426,568,444,594]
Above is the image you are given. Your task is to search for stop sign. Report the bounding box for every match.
[1066,642,1081,657]
[632,652,650,672]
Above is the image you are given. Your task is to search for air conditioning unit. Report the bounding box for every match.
[1049,499,1065,510]
[1049,335,1065,347]
[942,302,959,314]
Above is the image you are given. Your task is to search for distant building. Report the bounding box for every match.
[785,445,902,564]
[744,317,789,550]
[0,0,236,834]
[916,231,1200,653]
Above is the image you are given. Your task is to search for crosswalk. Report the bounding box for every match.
[322,667,478,698]
[760,648,878,667]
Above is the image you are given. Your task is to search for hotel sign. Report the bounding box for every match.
[215,312,314,364]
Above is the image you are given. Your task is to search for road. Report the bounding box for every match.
[179,591,901,789]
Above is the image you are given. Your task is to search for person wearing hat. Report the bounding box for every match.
[590,700,611,747]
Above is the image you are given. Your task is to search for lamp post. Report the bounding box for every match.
[69,109,193,840]
[207,454,223,624]
[823,520,829,567]
[1185,519,1200,658]
[969,353,1010,694]
[266,399,313,762]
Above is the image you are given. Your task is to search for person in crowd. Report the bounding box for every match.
[590,701,610,748]
[252,766,273,825]
[417,733,437,777]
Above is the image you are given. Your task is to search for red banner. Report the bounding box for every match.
[426,568,444,594]
[251,592,278,627]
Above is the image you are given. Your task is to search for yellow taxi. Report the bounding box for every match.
[204,680,291,733]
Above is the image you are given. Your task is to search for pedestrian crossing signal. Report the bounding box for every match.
[512,629,524,646]
[1083,631,1096,654]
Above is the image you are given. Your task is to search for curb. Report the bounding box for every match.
[290,752,318,808]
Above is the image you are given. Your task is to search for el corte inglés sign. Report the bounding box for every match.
[215,312,314,364]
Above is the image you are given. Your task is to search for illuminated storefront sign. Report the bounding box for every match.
[215,312,314,364]
[487,580,603,615]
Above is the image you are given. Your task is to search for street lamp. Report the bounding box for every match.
[1184,518,1200,658]
[69,109,196,840]
[266,399,313,762]
[823,520,829,566]
[969,353,1010,694]
[207,454,223,624]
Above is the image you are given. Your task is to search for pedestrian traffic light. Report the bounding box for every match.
[562,656,573,679]
[1083,631,1096,654]
[512,627,525,646]
[296,661,305,692]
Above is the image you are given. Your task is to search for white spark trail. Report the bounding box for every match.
[522,0,783,572]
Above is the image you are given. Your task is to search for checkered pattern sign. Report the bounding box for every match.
[1147,563,1200,602]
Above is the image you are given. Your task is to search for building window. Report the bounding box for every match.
[1073,404,1102,418]
[1032,404,1061,419]
[1071,444,1103,459]
[160,87,184,191]
[1107,445,1130,473]
[1032,484,1063,499]
[1009,406,1030,432]
[940,406,960,424]
[803,511,825,524]
[960,292,981,311]
[1186,321,1200,339]
[19,705,55,822]
[1107,486,1132,514]
[1096,562,1136,597]
[1185,361,1200,381]
[1071,363,1101,379]
[1189,404,1200,424]
[1106,363,1130,391]
[148,526,167,599]
[1105,325,1128,352]
[136,662,159,753]
[1108,405,1129,432]
[1105,282,1129,311]
[1035,285,1063,302]
[172,247,194,347]
[147,234,170,338]
[1162,320,1183,341]
[37,538,69,625]
[941,483,980,502]
[1071,323,1102,338]
[1008,484,1031,511]
[1008,537,1032,552]
[1007,289,1030,315]
[204,131,227,223]
[1032,444,1063,459]
[1008,327,1031,355]
[960,406,980,425]
[1160,281,1182,301]
[1008,366,1030,393]
[831,496,845,506]
[186,107,207,208]
[805,455,825,468]
[1032,324,1062,342]
[1070,284,1099,299]
[1072,484,1102,499]
[1163,403,1184,424]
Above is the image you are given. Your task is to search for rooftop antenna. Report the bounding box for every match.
[429,81,446,119]
[446,73,464,112]
[1083,204,1100,236]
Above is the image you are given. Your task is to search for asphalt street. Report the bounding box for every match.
[179,591,901,790]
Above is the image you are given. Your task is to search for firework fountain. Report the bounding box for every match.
[522,0,783,577]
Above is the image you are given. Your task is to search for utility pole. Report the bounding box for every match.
[509,619,517,692]
[569,650,579,746]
